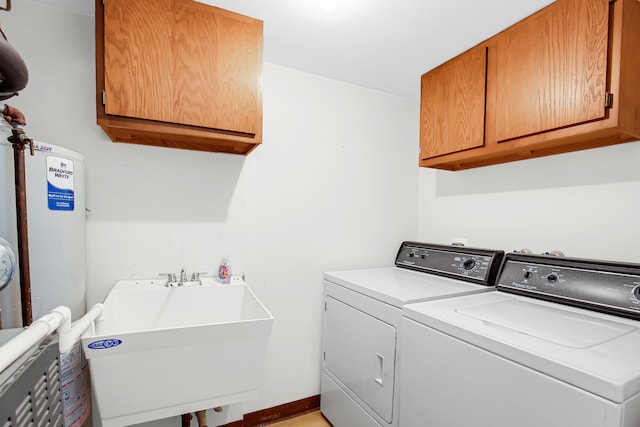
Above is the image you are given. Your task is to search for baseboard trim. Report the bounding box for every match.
[219,395,320,427]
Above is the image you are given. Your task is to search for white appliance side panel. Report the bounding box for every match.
[399,318,624,427]
[623,391,640,427]
[321,372,383,427]
[323,296,396,423]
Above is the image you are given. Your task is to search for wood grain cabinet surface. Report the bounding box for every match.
[420,0,640,170]
[96,0,263,155]
[420,45,487,160]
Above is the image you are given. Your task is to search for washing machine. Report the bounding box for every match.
[400,252,640,427]
[320,241,504,427]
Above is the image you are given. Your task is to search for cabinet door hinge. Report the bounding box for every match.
[605,92,614,108]
[102,90,106,105]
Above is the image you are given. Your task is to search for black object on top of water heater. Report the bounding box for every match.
[0,1,29,101]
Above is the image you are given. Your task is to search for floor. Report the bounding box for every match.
[267,411,331,427]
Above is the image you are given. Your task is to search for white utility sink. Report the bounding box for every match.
[81,278,273,427]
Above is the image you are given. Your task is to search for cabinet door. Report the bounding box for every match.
[103,0,261,135]
[103,0,173,124]
[494,0,609,142]
[420,45,487,159]
[171,0,261,135]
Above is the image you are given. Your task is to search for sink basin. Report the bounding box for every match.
[81,278,273,427]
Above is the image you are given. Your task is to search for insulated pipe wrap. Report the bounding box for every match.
[0,35,28,101]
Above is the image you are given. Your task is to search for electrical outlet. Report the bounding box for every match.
[452,237,468,247]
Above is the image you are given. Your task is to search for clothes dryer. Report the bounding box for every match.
[320,242,504,427]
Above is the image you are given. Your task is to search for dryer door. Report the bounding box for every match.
[323,296,396,423]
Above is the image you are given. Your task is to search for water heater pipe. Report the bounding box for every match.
[195,410,207,427]
[7,123,34,326]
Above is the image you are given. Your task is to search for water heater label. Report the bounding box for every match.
[47,156,75,211]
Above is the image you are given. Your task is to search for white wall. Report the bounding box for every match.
[245,63,419,411]
[418,141,640,263]
[3,1,419,425]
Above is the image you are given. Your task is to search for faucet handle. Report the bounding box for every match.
[159,273,177,286]
[191,272,207,283]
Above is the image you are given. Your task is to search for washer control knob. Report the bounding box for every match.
[523,270,533,279]
[462,258,476,271]
[547,273,559,283]
[633,286,640,301]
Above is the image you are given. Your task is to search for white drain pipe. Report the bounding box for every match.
[0,303,104,373]
[0,306,70,373]
[59,303,104,354]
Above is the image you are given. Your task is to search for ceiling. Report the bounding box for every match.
[29,0,555,100]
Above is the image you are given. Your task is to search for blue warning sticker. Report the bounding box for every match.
[47,156,74,211]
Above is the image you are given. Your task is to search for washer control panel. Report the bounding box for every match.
[395,242,504,285]
[498,253,640,320]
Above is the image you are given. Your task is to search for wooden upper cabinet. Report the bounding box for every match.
[420,0,640,170]
[103,0,173,124]
[171,2,262,135]
[97,0,263,154]
[494,0,609,142]
[421,45,487,159]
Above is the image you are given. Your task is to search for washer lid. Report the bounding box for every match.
[458,298,635,348]
[403,291,640,403]
[325,267,494,308]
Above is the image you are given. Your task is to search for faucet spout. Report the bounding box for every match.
[179,267,187,286]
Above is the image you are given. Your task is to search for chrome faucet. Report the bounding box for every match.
[179,267,187,286]
[160,268,207,287]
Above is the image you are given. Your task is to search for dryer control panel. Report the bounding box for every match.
[395,242,504,286]
[498,253,640,320]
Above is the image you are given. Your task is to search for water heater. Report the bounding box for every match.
[0,120,86,328]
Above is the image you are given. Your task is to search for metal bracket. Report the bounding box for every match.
[605,92,614,108]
